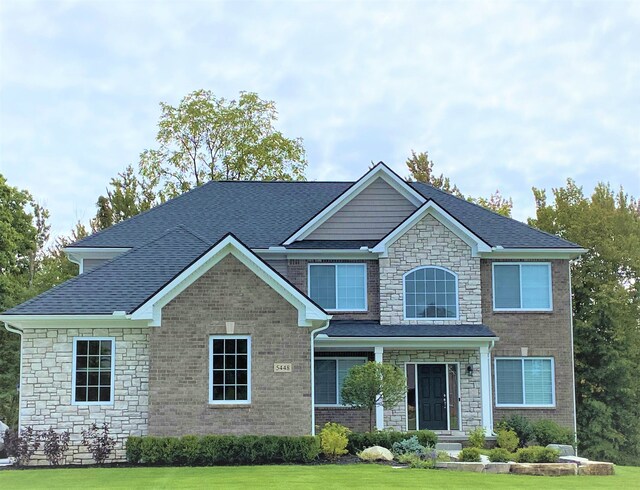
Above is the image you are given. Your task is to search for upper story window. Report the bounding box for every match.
[72,337,115,405]
[308,264,367,311]
[210,336,251,405]
[495,357,555,407]
[493,263,552,311]
[404,266,458,319]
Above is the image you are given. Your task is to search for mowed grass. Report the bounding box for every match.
[0,464,637,489]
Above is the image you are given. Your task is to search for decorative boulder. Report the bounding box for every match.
[578,461,615,476]
[547,444,576,456]
[359,446,394,461]
[511,463,578,476]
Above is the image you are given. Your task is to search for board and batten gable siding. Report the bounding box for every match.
[305,177,417,240]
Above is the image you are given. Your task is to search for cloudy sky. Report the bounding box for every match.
[1,0,638,238]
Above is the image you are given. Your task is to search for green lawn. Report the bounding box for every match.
[0,464,636,489]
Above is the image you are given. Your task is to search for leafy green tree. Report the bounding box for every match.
[405,150,513,217]
[341,362,407,431]
[530,179,640,465]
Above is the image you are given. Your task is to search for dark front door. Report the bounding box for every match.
[418,364,448,430]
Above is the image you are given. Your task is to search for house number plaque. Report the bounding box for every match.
[274,363,292,373]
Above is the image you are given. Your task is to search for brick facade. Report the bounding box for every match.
[19,328,149,464]
[379,214,482,325]
[315,407,371,433]
[287,259,380,321]
[481,258,575,429]
[148,254,313,436]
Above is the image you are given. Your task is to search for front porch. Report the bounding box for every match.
[313,321,498,436]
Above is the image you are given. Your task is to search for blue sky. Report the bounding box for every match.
[1,0,638,239]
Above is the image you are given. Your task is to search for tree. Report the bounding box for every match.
[341,362,407,431]
[405,150,513,217]
[529,179,640,465]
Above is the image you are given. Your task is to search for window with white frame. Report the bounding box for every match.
[495,358,555,407]
[210,336,251,404]
[72,337,114,404]
[493,263,552,310]
[404,266,458,319]
[314,357,366,405]
[308,264,367,311]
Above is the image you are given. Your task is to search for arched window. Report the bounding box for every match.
[404,266,458,319]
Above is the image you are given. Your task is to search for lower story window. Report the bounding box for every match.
[314,357,366,405]
[210,336,251,404]
[495,357,555,407]
[72,337,114,404]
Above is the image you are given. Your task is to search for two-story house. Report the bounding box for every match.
[0,163,584,463]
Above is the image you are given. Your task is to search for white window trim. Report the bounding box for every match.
[314,357,368,407]
[494,357,556,408]
[71,336,116,406]
[307,263,368,312]
[402,266,460,321]
[209,335,252,405]
[492,262,553,312]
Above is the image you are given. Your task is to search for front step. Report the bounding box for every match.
[435,442,463,451]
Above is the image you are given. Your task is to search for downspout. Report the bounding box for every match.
[310,319,331,436]
[568,264,579,455]
[488,338,496,435]
[3,322,23,432]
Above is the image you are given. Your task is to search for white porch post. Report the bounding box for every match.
[479,345,494,435]
[374,346,384,430]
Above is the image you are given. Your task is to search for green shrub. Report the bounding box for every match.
[532,419,574,447]
[347,430,437,454]
[468,427,486,449]
[125,434,320,465]
[319,423,350,459]
[496,428,519,453]
[488,448,512,462]
[515,446,560,463]
[459,447,481,462]
[496,415,534,447]
[391,436,425,456]
[397,452,435,469]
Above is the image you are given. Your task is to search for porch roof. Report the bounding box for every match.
[321,320,497,338]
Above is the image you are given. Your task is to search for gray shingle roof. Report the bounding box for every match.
[323,320,497,338]
[68,180,580,250]
[4,226,212,315]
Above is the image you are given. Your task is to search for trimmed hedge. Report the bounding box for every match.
[515,446,560,463]
[126,435,320,465]
[347,430,437,454]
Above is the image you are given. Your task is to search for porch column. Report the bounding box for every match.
[374,346,384,430]
[479,345,494,435]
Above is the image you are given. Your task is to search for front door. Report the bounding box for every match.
[418,364,448,430]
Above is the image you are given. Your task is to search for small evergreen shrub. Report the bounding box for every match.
[515,446,560,463]
[458,447,481,462]
[40,427,71,466]
[496,428,519,453]
[319,423,350,459]
[488,448,512,462]
[82,423,116,464]
[125,434,320,465]
[413,430,438,448]
[496,415,533,447]
[391,436,425,456]
[532,419,574,447]
[468,427,486,449]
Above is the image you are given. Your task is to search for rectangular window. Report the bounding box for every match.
[72,337,114,405]
[314,357,366,405]
[210,336,251,404]
[495,358,555,407]
[493,263,552,310]
[308,264,367,311]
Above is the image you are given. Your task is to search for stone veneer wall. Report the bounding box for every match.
[379,214,481,325]
[383,349,482,434]
[20,328,149,465]
[149,254,313,436]
[481,259,576,428]
[288,259,380,321]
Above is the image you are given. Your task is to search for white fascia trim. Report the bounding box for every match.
[371,200,492,257]
[131,235,331,327]
[283,163,425,245]
[256,249,375,260]
[314,336,498,349]
[64,247,131,268]
[480,248,588,259]
[0,314,151,330]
